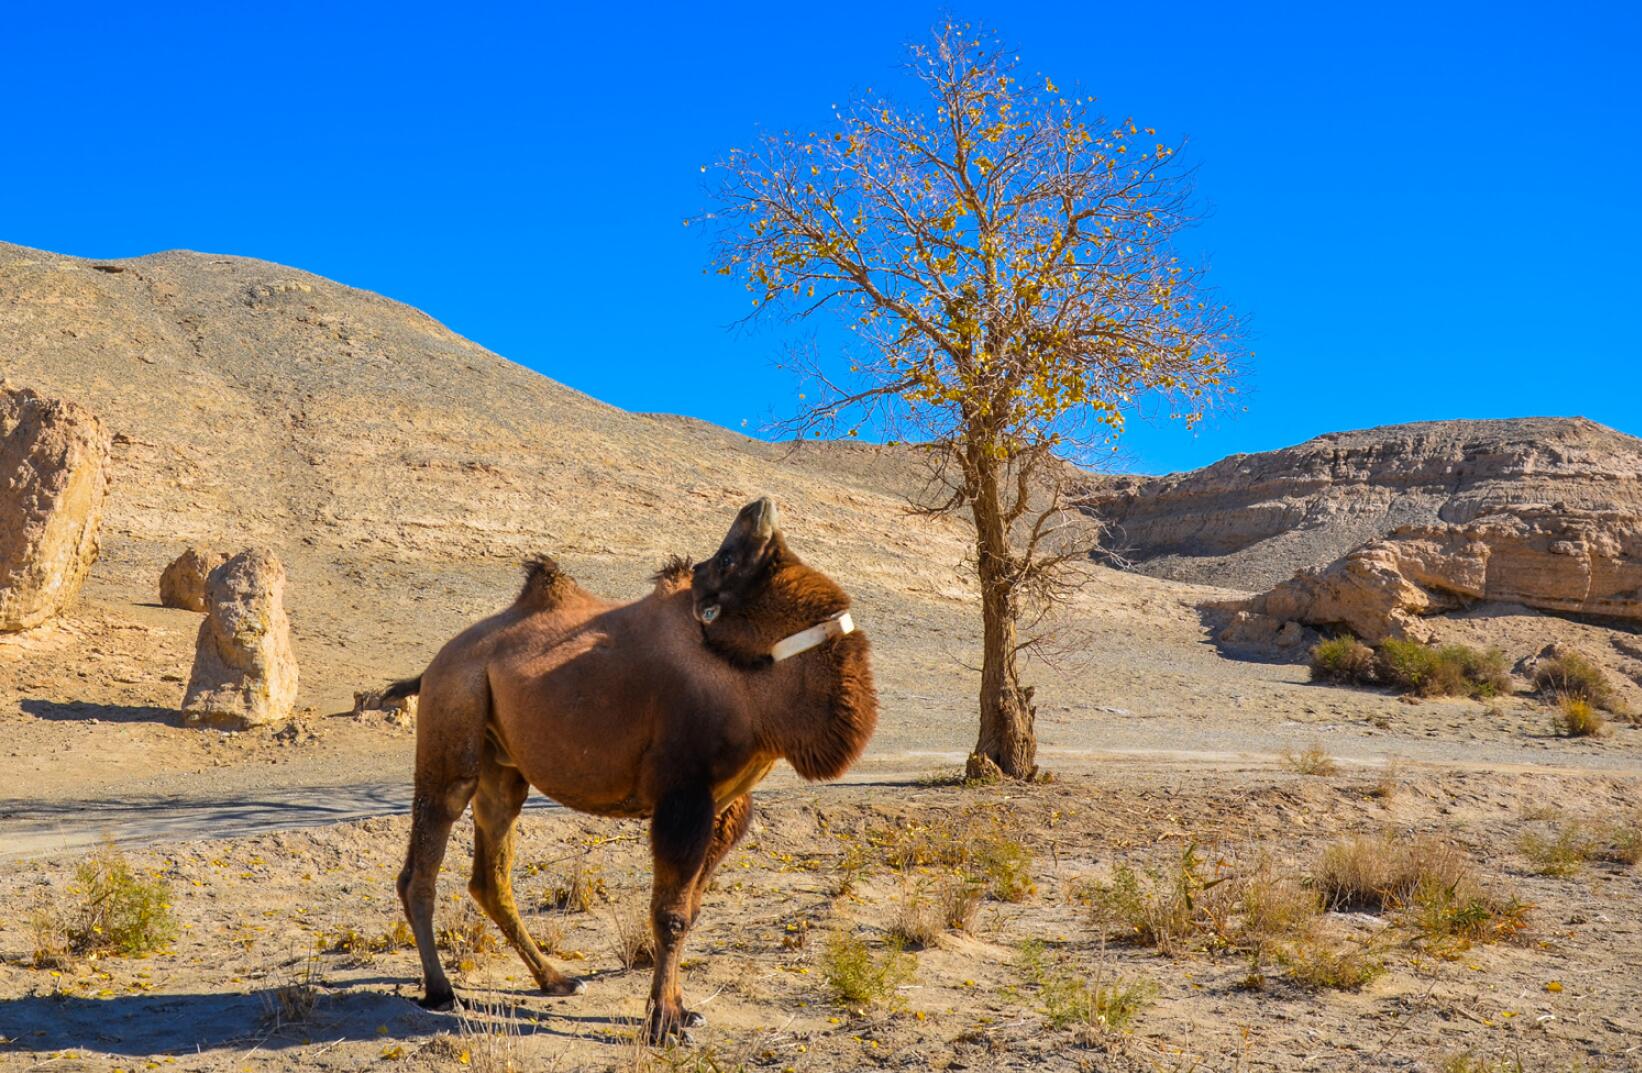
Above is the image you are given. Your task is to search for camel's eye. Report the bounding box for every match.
[717,550,735,570]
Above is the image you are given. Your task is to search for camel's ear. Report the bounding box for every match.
[725,496,777,545]
[753,496,778,540]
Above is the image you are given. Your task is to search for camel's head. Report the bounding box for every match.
[693,496,782,626]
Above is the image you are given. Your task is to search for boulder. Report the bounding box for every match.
[159,546,230,612]
[1233,508,1642,645]
[182,549,299,729]
[0,382,112,631]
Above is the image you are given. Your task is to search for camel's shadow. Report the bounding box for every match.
[0,985,630,1057]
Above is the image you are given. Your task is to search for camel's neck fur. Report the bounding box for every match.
[700,538,878,782]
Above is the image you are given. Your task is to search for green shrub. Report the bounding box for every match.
[973,833,1035,902]
[1376,639,1511,699]
[33,844,178,963]
[1310,636,1377,685]
[1535,650,1623,713]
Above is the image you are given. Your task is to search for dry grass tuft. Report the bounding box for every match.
[1281,742,1338,776]
[608,907,655,970]
[1277,934,1385,990]
[1312,834,1470,912]
[455,997,525,1073]
[30,843,177,966]
[889,877,985,949]
[261,957,322,1029]
[1085,845,1319,959]
[541,858,608,913]
[820,930,914,1010]
[1521,815,1642,873]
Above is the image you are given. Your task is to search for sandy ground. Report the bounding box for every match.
[2,762,1639,1073]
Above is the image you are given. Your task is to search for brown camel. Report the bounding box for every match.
[384,498,877,1040]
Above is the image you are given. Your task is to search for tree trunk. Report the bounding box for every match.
[966,459,1038,781]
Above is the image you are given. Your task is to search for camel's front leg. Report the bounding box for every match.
[645,785,716,1044]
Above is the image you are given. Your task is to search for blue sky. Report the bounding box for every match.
[4,1,1638,474]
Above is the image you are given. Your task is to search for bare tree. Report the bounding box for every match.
[704,23,1242,779]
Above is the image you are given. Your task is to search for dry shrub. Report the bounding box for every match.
[437,902,504,972]
[1312,832,1529,949]
[820,930,914,1010]
[1312,834,1470,912]
[32,843,177,965]
[1522,816,1641,872]
[868,813,1034,901]
[889,877,984,949]
[543,858,608,913]
[1551,695,1605,737]
[1310,636,1377,685]
[1377,640,1511,699]
[1534,650,1623,713]
[1281,741,1338,776]
[1086,845,1320,959]
[609,907,655,970]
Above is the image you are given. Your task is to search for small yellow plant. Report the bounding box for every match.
[1552,695,1605,737]
[820,930,914,1010]
[437,902,504,972]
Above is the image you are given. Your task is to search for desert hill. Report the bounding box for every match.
[0,240,987,717]
[1078,417,1642,591]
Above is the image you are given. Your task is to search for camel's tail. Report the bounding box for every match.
[380,675,423,702]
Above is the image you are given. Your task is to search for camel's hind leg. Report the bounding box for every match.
[397,670,487,1011]
[398,772,474,1011]
[469,748,584,997]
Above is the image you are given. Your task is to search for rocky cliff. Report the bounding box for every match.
[1079,419,1642,593]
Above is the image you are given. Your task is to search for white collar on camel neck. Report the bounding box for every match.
[771,610,854,662]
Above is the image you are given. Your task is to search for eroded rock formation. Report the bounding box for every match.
[1233,508,1642,644]
[0,383,111,631]
[182,549,298,729]
[160,546,230,612]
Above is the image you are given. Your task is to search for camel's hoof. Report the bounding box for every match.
[542,976,586,997]
[417,990,458,1012]
[644,1010,699,1045]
